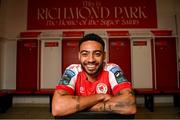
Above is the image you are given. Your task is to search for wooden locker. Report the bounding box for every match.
[62,31,84,73]
[62,39,80,73]
[154,37,178,90]
[16,32,40,90]
[109,38,131,81]
[40,40,61,89]
[131,39,153,88]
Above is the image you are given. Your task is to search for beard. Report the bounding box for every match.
[81,61,104,77]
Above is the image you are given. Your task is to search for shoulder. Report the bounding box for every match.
[59,64,81,85]
[66,64,82,70]
[104,63,122,72]
[64,64,82,75]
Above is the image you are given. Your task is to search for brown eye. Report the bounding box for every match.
[94,52,102,57]
[80,51,89,57]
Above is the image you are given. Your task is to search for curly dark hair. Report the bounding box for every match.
[79,33,105,51]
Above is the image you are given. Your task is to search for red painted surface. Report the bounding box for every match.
[27,0,157,29]
[16,32,41,90]
[154,37,178,90]
[62,39,80,73]
[109,38,131,82]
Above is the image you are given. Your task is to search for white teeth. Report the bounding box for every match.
[87,65,95,67]
[86,65,96,70]
[87,64,95,66]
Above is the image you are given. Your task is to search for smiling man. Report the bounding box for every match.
[52,33,136,117]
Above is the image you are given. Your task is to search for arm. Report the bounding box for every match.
[104,88,136,114]
[52,89,111,116]
[90,88,136,115]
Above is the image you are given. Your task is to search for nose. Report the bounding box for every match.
[87,53,95,62]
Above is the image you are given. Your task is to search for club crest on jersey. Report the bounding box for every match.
[96,83,108,94]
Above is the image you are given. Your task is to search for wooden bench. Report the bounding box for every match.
[34,89,54,112]
[134,88,160,112]
[160,89,180,107]
[134,88,180,112]
[0,92,13,112]
[0,89,54,112]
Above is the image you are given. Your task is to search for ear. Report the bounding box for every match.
[103,51,106,61]
[78,52,81,61]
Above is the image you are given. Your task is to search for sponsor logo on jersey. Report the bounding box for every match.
[96,83,108,94]
[59,69,75,85]
[110,66,128,83]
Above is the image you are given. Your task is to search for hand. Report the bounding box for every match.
[89,94,112,112]
[102,94,112,102]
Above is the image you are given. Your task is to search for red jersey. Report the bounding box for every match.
[56,63,131,96]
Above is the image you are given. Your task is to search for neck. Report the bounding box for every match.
[86,74,97,82]
[85,66,103,82]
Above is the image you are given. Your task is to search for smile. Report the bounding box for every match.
[86,64,97,70]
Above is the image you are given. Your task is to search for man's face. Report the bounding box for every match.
[79,41,105,76]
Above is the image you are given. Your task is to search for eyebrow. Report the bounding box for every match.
[80,50,103,53]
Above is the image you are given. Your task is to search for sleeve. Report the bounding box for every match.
[56,64,79,94]
[107,63,132,95]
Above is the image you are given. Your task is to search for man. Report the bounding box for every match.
[52,33,136,117]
